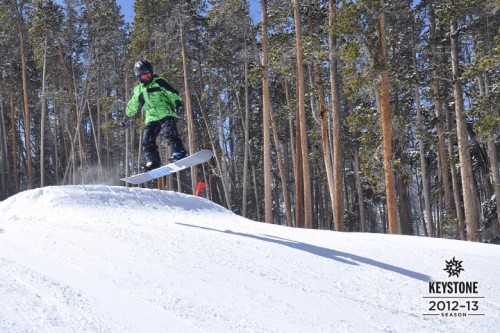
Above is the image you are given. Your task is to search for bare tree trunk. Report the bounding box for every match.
[0,90,9,197]
[329,0,344,232]
[87,101,103,181]
[217,101,232,209]
[378,0,399,234]
[124,74,131,182]
[410,13,433,236]
[353,143,366,232]
[95,74,104,182]
[414,172,428,236]
[270,106,293,227]
[284,78,296,227]
[261,0,273,223]
[40,36,48,187]
[242,44,250,218]
[293,0,313,229]
[10,92,19,192]
[443,90,466,239]
[450,20,480,241]
[251,161,261,222]
[284,79,296,172]
[319,68,337,229]
[179,20,197,193]
[53,99,62,184]
[15,2,33,189]
[294,94,304,228]
[397,168,413,235]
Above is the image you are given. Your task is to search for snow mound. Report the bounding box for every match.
[0,185,499,333]
[0,185,229,219]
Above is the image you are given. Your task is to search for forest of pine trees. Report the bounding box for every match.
[0,0,498,242]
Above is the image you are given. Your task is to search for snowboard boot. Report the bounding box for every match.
[142,150,162,171]
[169,140,187,161]
[142,161,161,172]
[170,151,187,162]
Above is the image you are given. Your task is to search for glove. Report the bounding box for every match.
[175,101,184,113]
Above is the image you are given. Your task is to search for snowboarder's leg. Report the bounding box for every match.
[162,117,186,161]
[142,121,162,170]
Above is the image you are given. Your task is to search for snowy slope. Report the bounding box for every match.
[0,185,499,333]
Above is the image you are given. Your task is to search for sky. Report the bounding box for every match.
[1,185,499,332]
[117,0,134,23]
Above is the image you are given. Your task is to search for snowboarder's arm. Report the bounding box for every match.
[126,86,145,117]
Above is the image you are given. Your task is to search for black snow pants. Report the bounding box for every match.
[142,117,185,165]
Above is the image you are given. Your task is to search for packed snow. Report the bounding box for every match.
[0,185,499,333]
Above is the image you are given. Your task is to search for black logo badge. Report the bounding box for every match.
[443,257,464,278]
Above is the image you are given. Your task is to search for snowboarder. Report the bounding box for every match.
[126,60,187,171]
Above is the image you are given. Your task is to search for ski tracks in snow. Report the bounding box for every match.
[0,256,114,333]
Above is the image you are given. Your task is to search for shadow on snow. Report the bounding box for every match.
[177,223,431,282]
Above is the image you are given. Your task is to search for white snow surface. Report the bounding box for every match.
[0,185,499,333]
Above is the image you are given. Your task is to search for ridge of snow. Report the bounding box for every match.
[1,185,499,332]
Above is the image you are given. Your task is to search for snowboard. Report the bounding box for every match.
[121,149,213,185]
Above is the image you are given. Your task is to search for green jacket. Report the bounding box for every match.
[126,74,182,124]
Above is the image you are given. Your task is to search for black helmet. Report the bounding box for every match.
[134,60,153,77]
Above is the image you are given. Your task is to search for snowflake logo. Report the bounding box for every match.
[443,257,464,278]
